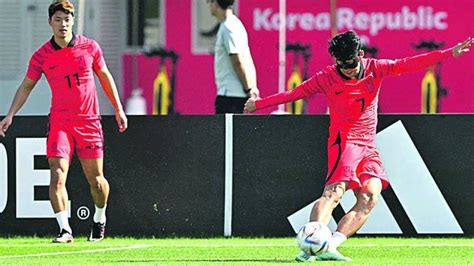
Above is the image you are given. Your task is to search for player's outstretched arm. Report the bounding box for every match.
[243,70,326,113]
[452,37,473,57]
[0,77,37,137]
[244,87,309,113]
[96,65,128,133]
[381,37,473,76]
[244,73,325,113]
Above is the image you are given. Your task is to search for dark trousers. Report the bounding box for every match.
[215,95,248,114]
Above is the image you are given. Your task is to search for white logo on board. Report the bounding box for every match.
[0,138,71,218]
[0,143,7,213]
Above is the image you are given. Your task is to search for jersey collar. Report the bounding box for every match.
[50,32,77,50]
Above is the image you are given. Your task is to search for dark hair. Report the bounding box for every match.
[328,30,361,60]
[216,0,235,10]
[48,0,75,19]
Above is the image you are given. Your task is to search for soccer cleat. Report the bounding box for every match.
[295,251,319,262]
[316,249,352,261]
[88,222,106,242]
[52,229,74,243]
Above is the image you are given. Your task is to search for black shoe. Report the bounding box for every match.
[88,222,106,242]
[52,229,74,243]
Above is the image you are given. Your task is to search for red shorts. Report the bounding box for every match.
[47,118,104,162]
[326,141,389,190]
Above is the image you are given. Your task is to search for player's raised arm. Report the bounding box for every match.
[244,88,304,113]
[0,77,38,137]
[379,37,473,77]
[244,71,325,113]
[95,65,128,133]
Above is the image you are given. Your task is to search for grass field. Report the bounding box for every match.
[0,237,473,265]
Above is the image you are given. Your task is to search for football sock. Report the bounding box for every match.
[93,204,107,224]
[329,231,347,251]
[55,210,72,234]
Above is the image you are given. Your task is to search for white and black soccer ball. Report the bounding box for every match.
[296,221,332,256]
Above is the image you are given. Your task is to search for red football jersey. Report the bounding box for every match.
[27,34,106,120]
[256,49,453,146]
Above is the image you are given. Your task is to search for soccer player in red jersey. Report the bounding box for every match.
[245,31,473,261]
[0,0,127,243]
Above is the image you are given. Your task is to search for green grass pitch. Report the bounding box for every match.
[0,237,472,265]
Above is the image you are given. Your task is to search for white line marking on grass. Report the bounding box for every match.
[0,243,139,247]
[2,242,473,253]
[85,243,473,248]
[349,243,474,247]
[1,244,152,259]
[151,243,474,248]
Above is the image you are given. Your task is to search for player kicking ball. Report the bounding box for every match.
[0,0,128,243]
[245,31,473,261]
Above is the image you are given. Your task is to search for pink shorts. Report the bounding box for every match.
[326,141,389,190]
[47,118,104,162]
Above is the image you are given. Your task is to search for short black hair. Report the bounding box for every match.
[48,0,75,19]
[216,0,234,10]
[328,30,361,60]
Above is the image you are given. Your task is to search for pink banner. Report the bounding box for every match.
[123,0,474,114]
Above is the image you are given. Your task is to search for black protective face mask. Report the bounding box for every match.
[336,56,360,70]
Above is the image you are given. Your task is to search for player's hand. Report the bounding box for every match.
[0,116,13,138]
[244,98,257,113]
[452,37,473,57]
[116,110,128,133]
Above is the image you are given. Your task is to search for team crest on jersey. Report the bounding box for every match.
[78,56,87,70]
[362,74,376,93]
[365,79,375,93]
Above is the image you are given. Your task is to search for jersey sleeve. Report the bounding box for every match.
[376,48,453,77]
[91,40,106,72]
[26,53,43,81]
[255,71,326,110]
[222,26,244,54]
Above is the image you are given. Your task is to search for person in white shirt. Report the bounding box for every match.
[208,0,259,113]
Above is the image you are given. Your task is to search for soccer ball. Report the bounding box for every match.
[296,221,332,256]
